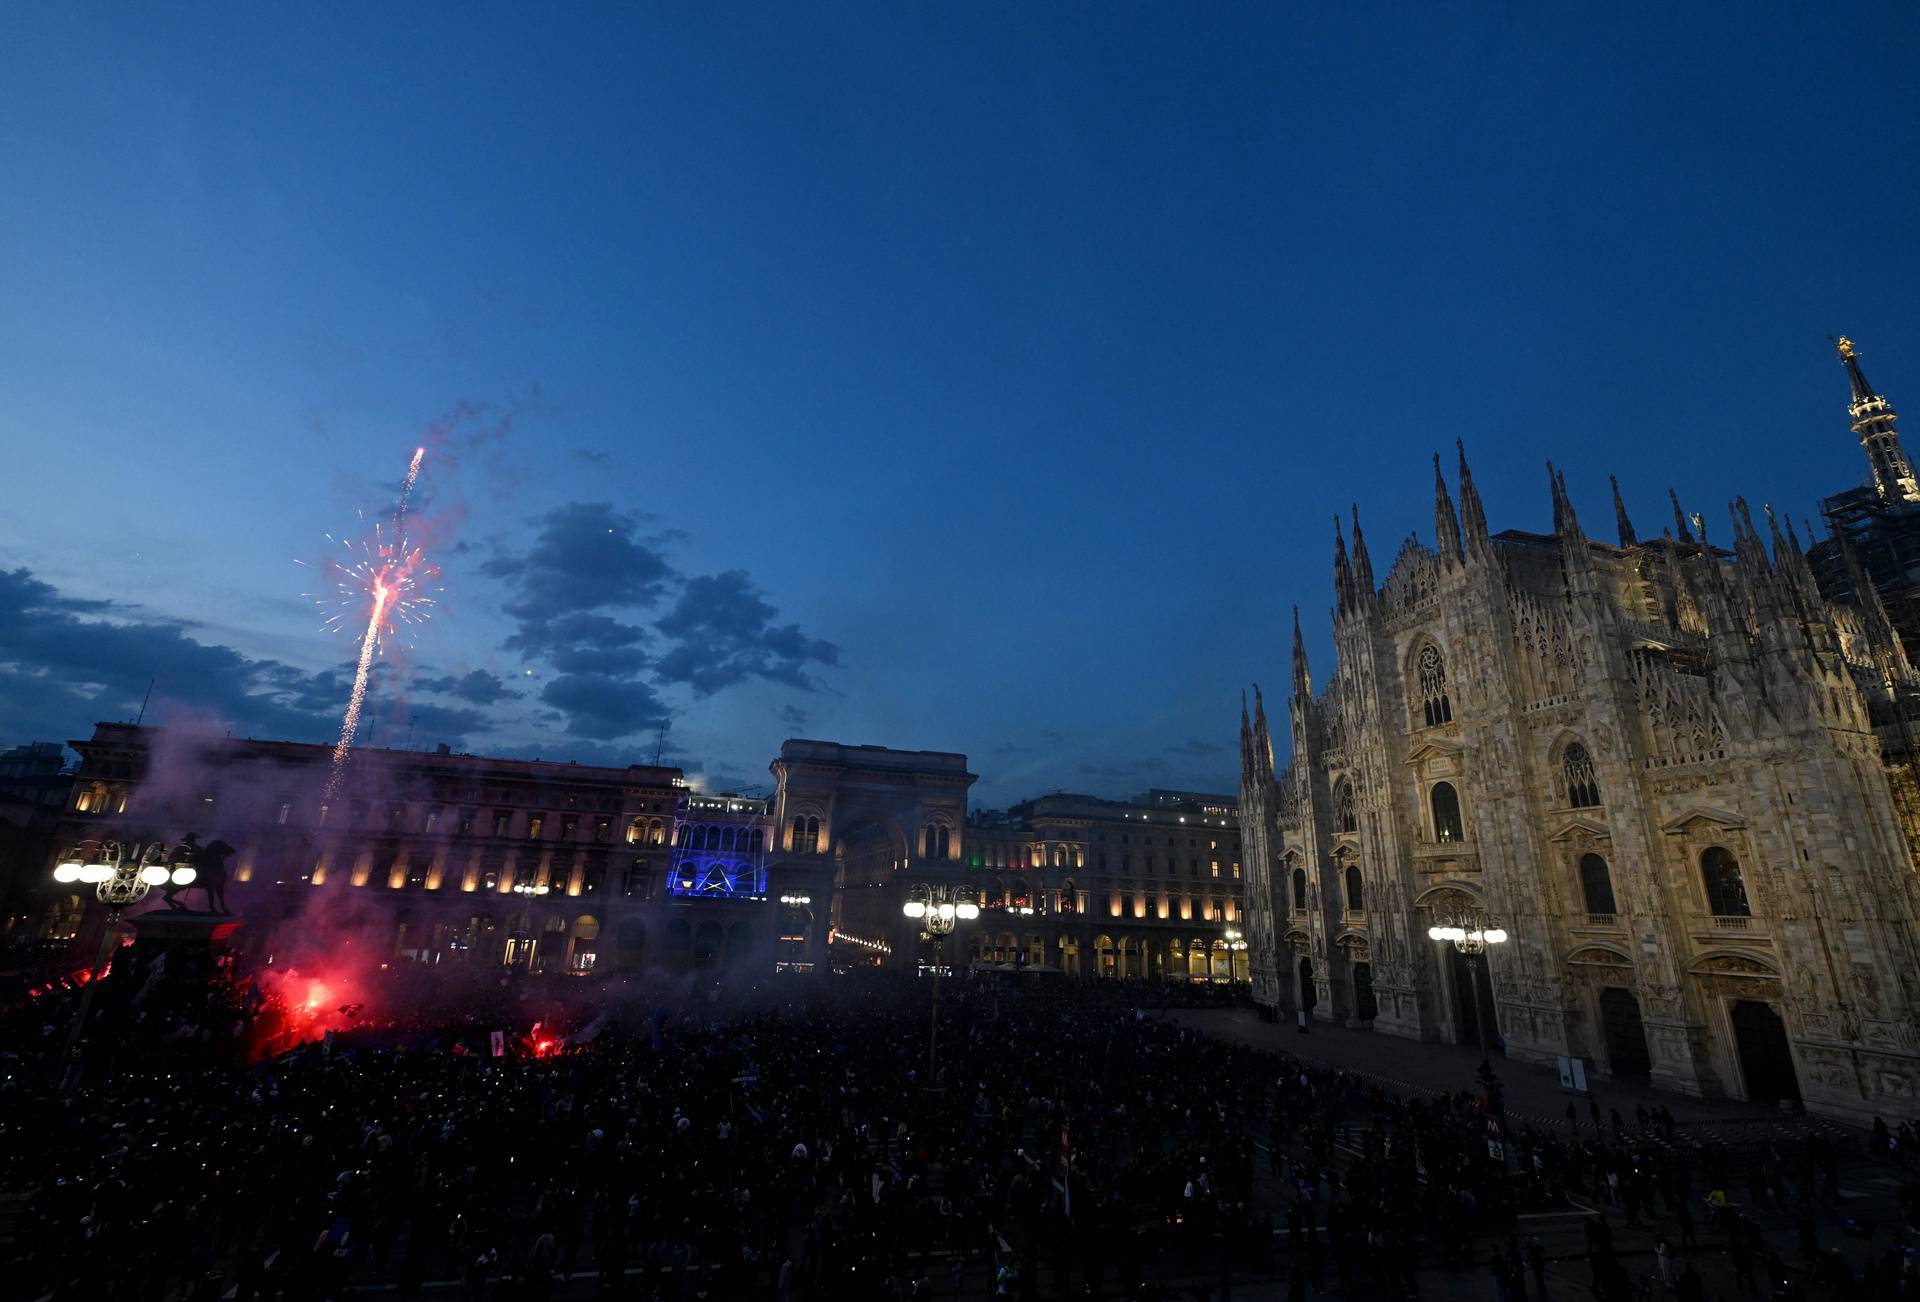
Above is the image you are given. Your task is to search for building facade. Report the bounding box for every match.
[1,741,75,943]
[39,727,1243,988]
[1239,438,1920,1123]
[42,724,736,974]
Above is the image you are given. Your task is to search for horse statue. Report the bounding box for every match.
[161,832,234,914]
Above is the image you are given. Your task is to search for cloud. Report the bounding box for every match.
[653,571,840,695]
[996,729,1065,755]
[539,673,670,739]
[478,502,841,739]
[482,502,678,623]
[1077,759,1163,779]
[503,612,651,677]
[1171,737,1224,756]
[572,448,612,466]
[777,703,809,730]
[413,668,521,705]
[0,567,499,749]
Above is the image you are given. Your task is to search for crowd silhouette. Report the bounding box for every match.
[1,969,1915,1301]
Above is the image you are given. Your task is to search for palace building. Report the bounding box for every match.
[1236,342,1920,1123]
[37,727,1245,986]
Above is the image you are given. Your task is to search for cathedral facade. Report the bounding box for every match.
[1238,360,1920,1123]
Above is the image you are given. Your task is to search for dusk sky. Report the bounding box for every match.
[3,5,1918,805]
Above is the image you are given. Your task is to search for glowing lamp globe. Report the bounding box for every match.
[936,902,956,921]
[170,866,197,886]
[1485,928,1508,944]
[902,900,926,919]
[53,863,81,884]
[956,902,980,920]
[139,866,171,886]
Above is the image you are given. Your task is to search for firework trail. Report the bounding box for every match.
[302,448,442,797]
[398,446,424,522]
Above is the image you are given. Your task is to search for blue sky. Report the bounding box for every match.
[2,4,1917,804]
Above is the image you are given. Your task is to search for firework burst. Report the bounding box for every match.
[298,448,442,794]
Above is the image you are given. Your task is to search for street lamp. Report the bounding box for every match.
[1428,909,1513,1166]
[779,893,813,971]
[1224,927,1248,985]
[902,883,979,1087]
[50,838,196,1087]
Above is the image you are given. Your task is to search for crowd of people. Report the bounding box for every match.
[1,965,1915,1301]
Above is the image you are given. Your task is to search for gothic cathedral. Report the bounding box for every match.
[1238,344,1920,1124]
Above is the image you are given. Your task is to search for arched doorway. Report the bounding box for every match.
[1598,987,1651,1077]
[569,915,601,973]
[725,921,755,968]
[1449,947,1497,1050]
[1297,956,1317,1014]
[1352,962,1377,1022]
[616,921,646,972]
[663,918,692,969]
[1730,1001,1800,1102]
[693,921,722,967]
[1095,934,1115,978]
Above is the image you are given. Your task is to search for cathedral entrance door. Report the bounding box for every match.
[1598,987,1651,1077]
[1729,1000,1800,1102]
[1449,948,1498,1050]
[1297,957,1317,1014]
[1352,962,1377,1022]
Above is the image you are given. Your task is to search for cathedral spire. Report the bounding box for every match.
[1333,515,1352,613]
[1433,453,1463,563]
[1777,511,1826,612]
[1669,488,1695,543]
[1838,528,1910,669]
[1610,474,1637,547]
[1291,605,1312,698]
[1835,335,1919,504]
[1349,504,1375,595]
[1251,683,1274,779]
[1547,462,1585,541]
[1456,440,1490,557]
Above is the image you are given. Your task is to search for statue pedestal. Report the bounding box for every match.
[104,911,248,1069]
[129,909,246,956]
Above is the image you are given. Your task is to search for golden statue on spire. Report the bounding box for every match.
[1837,335,1857,359]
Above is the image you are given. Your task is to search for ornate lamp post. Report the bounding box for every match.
[902,883,979,1087]
[50,838,196,1087]
[1426,913,1509,1063]
[1224,927,1248,984]
[1428,909,1513,1169]
[779,892,813,971]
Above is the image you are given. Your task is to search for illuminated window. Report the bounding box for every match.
[277,803,291,825]
[1430,783,1464,843]
[1702,847,1750,917]
[1418,645,1453,727]
[529,816,545,840]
